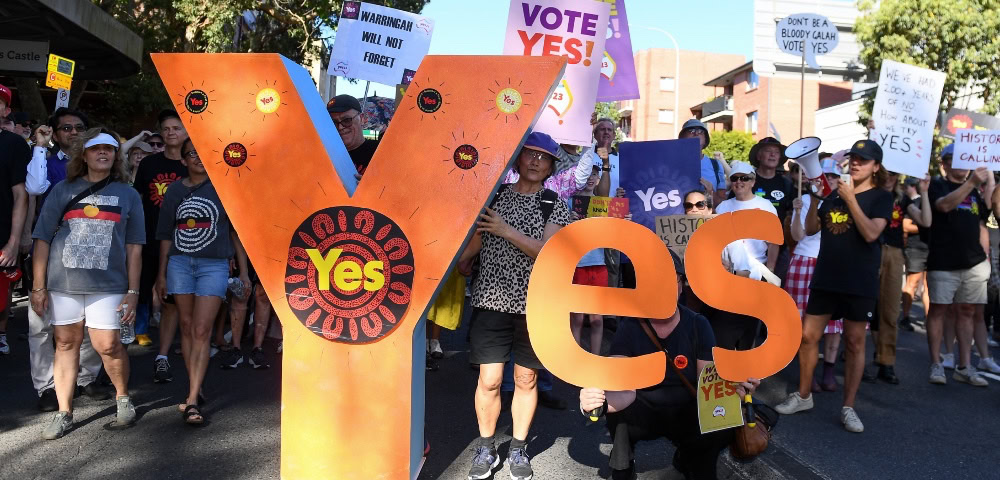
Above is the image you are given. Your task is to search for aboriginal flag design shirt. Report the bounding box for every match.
[156,180,235,259]
[32,179,145,294]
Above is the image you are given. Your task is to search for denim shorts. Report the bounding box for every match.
[167,255,230,298]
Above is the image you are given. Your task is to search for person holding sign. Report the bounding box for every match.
[458,132,571,480]
[709,161,779,350]
[578,250,759,480]
[924,145,993,387]
[785,156,844,392]
[327,95,380,175]
[776,140,892,433]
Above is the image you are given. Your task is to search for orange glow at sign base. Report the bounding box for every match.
[527,211,800,391]
[152,53,565,479]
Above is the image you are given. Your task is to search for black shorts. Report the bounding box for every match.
[805,288,875,323]
[468,308,543,369]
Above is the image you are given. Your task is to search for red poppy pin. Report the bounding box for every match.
[674,355,688,369]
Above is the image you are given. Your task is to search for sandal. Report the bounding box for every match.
[183,404,205,425]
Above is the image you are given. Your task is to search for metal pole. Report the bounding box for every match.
[799,42,805,139]
[361,81,371,112]
[642,27,681,137]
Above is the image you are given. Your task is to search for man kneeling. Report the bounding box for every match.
[579,250,759,480]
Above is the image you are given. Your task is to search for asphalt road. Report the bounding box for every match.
[2,299,998,480]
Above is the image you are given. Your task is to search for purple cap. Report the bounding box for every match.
[522,131,560,157]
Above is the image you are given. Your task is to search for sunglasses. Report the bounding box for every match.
[57,124,87,133]
[148,141,164,148]
[183,150,200,159]
[683,201,709,210]
[523,150,550,162]
[333,113,360,128]
[730,174,753,183]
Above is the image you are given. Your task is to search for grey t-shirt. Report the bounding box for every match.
[156,179,235,259]
[32,178,146,294]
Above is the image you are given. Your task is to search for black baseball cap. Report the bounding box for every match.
[326,94,362,114]
[848,139,883,163]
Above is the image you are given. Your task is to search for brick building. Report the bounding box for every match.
[691,62,854,143]
[617,49,745,141]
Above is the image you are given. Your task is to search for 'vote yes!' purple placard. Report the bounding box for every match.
[504,0,611,146]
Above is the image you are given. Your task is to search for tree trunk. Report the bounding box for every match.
[12,77,48,123]
[69,80,89,109]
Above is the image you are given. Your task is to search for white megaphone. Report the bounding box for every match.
[785,137,833,197]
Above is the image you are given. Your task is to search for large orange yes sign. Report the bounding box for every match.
[153,53,565,479]
[527,210,801,387]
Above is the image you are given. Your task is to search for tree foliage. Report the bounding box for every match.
[705,130,754,164]
[854,0,1000,119]
[88,0,428,131]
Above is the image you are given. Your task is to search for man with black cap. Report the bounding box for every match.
[679,119,730,205]
[327,94,380,175]
[925,144,993,387]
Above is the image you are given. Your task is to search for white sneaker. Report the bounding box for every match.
[941,353,955,370]
[840,407,864,433]
[929,363,947,385]
[988,337,999,348]
[953,366,989,387]
[979,357,1000,374]
[429,339,444,359]
[775,392,813,415]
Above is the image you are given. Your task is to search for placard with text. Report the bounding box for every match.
[952,129,1000,171]
[328,2,434,86]
[503,0,611,145]
[870,60,946,177]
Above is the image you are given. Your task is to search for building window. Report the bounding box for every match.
[659,77,675,92]
[746,111,758,134]
[658,109,674,124]
[746,71,759,91]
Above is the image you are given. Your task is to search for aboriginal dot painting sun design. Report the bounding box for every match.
[285,207,415,344]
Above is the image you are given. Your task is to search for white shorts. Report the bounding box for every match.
[928,260,990,305]
[49,292,126,330]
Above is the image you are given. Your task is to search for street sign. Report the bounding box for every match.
[55,88,70,110]
[46,54,75,76]
[0,40,49,73]
[45,70,72,90]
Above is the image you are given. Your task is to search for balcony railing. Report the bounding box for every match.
[702,94,734,118]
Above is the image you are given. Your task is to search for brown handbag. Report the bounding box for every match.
[638,319,773,462]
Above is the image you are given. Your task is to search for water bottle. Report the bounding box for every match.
[150,310,161,328]
[227,277,246,298]
[119,304,135,344]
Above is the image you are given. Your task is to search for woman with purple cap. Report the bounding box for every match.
[458,131,571,480]
[30,129,145,439]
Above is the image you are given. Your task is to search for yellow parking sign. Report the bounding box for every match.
[47,54,75,77]
[45,70,72,90]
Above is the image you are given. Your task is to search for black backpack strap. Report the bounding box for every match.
[539,188,558,224]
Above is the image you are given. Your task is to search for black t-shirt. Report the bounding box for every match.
[0,131,29,244]
[609,306,715,408]
[751,173,794,221]
[349,138,380,174]
[901,195,930,247]
[927,177,989,271]
[811,188,893,297]
[883,192,905,248]
[132,152,187,247]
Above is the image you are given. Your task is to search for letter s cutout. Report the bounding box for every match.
[526,218,676,391]
[686,210,801,382]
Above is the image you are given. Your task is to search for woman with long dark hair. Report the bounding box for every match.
[776,140,893,433]
[31,128,145,439]
[154,138,249,425]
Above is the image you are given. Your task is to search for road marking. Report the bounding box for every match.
[980,372,1000,382]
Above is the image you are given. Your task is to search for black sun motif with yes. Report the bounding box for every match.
[174,81,215,123]
[408,78,451,120]
[211,131,255,177]
[440,130,496,182]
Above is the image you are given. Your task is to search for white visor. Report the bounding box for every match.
[84,133,119,150]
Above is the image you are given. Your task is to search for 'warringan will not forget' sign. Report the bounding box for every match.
[952,129,1000,171]
[328,1,434,86]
